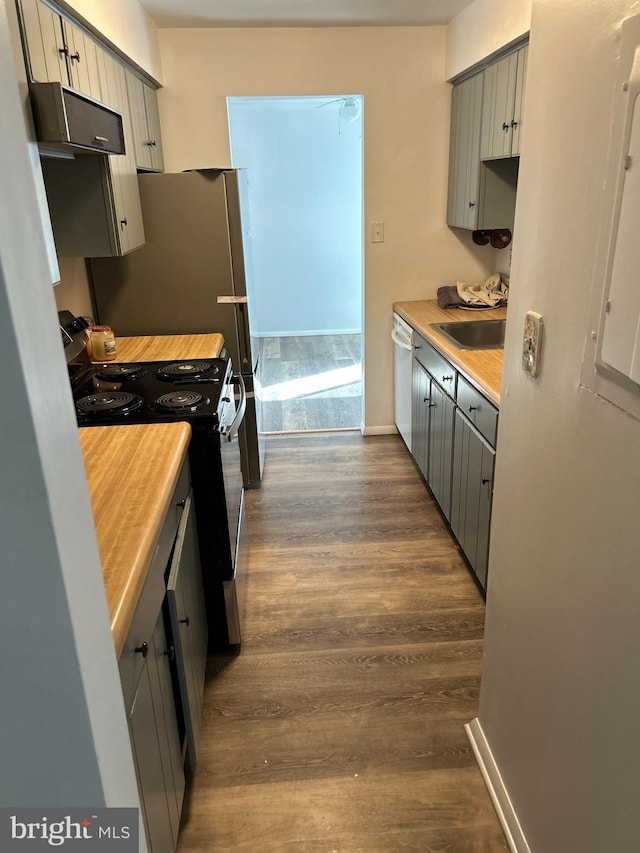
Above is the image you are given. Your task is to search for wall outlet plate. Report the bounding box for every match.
[522,311,544,377]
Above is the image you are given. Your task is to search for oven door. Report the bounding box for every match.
[219,375,247,644]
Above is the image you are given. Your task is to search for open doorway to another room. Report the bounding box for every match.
[227,95,364,433]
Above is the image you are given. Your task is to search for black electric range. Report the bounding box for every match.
[72,357,231,426]
[65,332,247,650]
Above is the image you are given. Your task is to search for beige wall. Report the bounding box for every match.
[157,26,495,430]
[446,0,532,79]
[478,0,640,849]
[64,0,163,81]
[54,258,94,319]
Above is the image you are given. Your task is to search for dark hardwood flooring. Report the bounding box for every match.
[258,335,362,432]
[177,433,506,852]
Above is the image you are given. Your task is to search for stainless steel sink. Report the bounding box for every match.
[430,319,506,350]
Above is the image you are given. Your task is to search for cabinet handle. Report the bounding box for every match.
[502,122,510,131]
[134,642,149,658]
[180,616,190,627]
[469,405,478,412]
[176,498,186,508]
[93,136,109,143]
[481,477,491,485]
[164,645,176,661]
[120,218,128,227]
[423,396,430,402]
[442,375,454,382]
[428,402,436,408]
[58,47,68,57]
[468,201,475,208]
[511,120,519,129]
[70,51,80,62]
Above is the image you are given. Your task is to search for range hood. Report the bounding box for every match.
[29,82,125,156]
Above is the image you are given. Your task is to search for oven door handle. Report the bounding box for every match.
[223,373,247,442]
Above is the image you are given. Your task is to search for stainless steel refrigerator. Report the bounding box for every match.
[89,168,265,487]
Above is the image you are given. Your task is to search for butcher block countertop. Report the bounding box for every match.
[102,333,225,363]
[393,299,507,406]
[79,422,192,656]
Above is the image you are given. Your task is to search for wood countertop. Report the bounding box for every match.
[99,333,225,363]
[393,300,506,406]
[79,422,192,656]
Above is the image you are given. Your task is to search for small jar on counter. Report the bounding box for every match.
[88,325,117,361]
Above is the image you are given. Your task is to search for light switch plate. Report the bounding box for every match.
[522,311,544,377]
[370,221,384,243]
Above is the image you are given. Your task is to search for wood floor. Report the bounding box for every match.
[258,335,362,432]
[177,433,506,852]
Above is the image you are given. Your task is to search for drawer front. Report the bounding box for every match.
[414,334,457,398]
[457,374,498,446]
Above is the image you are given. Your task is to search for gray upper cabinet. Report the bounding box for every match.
[481,44,528,160]
[447,42,527,231]
[447,72,483,229]
[40,49,145,256]
[18,0,66,83]
[18,0,102,101]
[126,71,165,172]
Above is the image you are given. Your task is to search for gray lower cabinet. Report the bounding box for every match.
[428,380,455,521]
[411,358,430,479]
[118,459,208,853]
[167,492,208,773]
[411,334,455,521]
[128,612,185,853]
[409,330,498,590]
[451,411,495,590]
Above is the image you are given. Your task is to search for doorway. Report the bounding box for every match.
[227,95,364,432]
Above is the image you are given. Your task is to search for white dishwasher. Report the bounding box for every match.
[392,312,414,451]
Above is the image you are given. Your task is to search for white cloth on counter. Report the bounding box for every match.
[456,273,509,308]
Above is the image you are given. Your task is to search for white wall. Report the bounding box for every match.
[477,0,640,850]
[228,96,363,337]
[64,0,163,81]
[446,0,532,79]
[157,26,495,430]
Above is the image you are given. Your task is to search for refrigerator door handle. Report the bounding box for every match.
[217,295,248,304]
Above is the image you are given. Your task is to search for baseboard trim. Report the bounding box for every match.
[361,425,397,436]
[465,718,531,853]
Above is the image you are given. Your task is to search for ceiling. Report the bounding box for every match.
[139,0,475,29]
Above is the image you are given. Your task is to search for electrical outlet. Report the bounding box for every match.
[522,311,544,377]
[370,221,384,243]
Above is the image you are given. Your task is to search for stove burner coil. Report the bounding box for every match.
[152,391,210,413]
[95,363,146,382]
[156,361,218,380]
[76,391,144,416]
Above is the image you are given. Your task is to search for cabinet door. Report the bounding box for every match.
[150,614,184,847]
[511,45,528,156]
[411,358,430,478]
[97,51,145,254]
[64,20,102,101]
[447,73,483,229]
[126,73,165,172]
[481,51,518,160]
[143,83,165,171]
[427,381,455,520]
[451,411,495,590]
[167,493,208,772]
[18,0,68,83]
[126,71,153,169]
